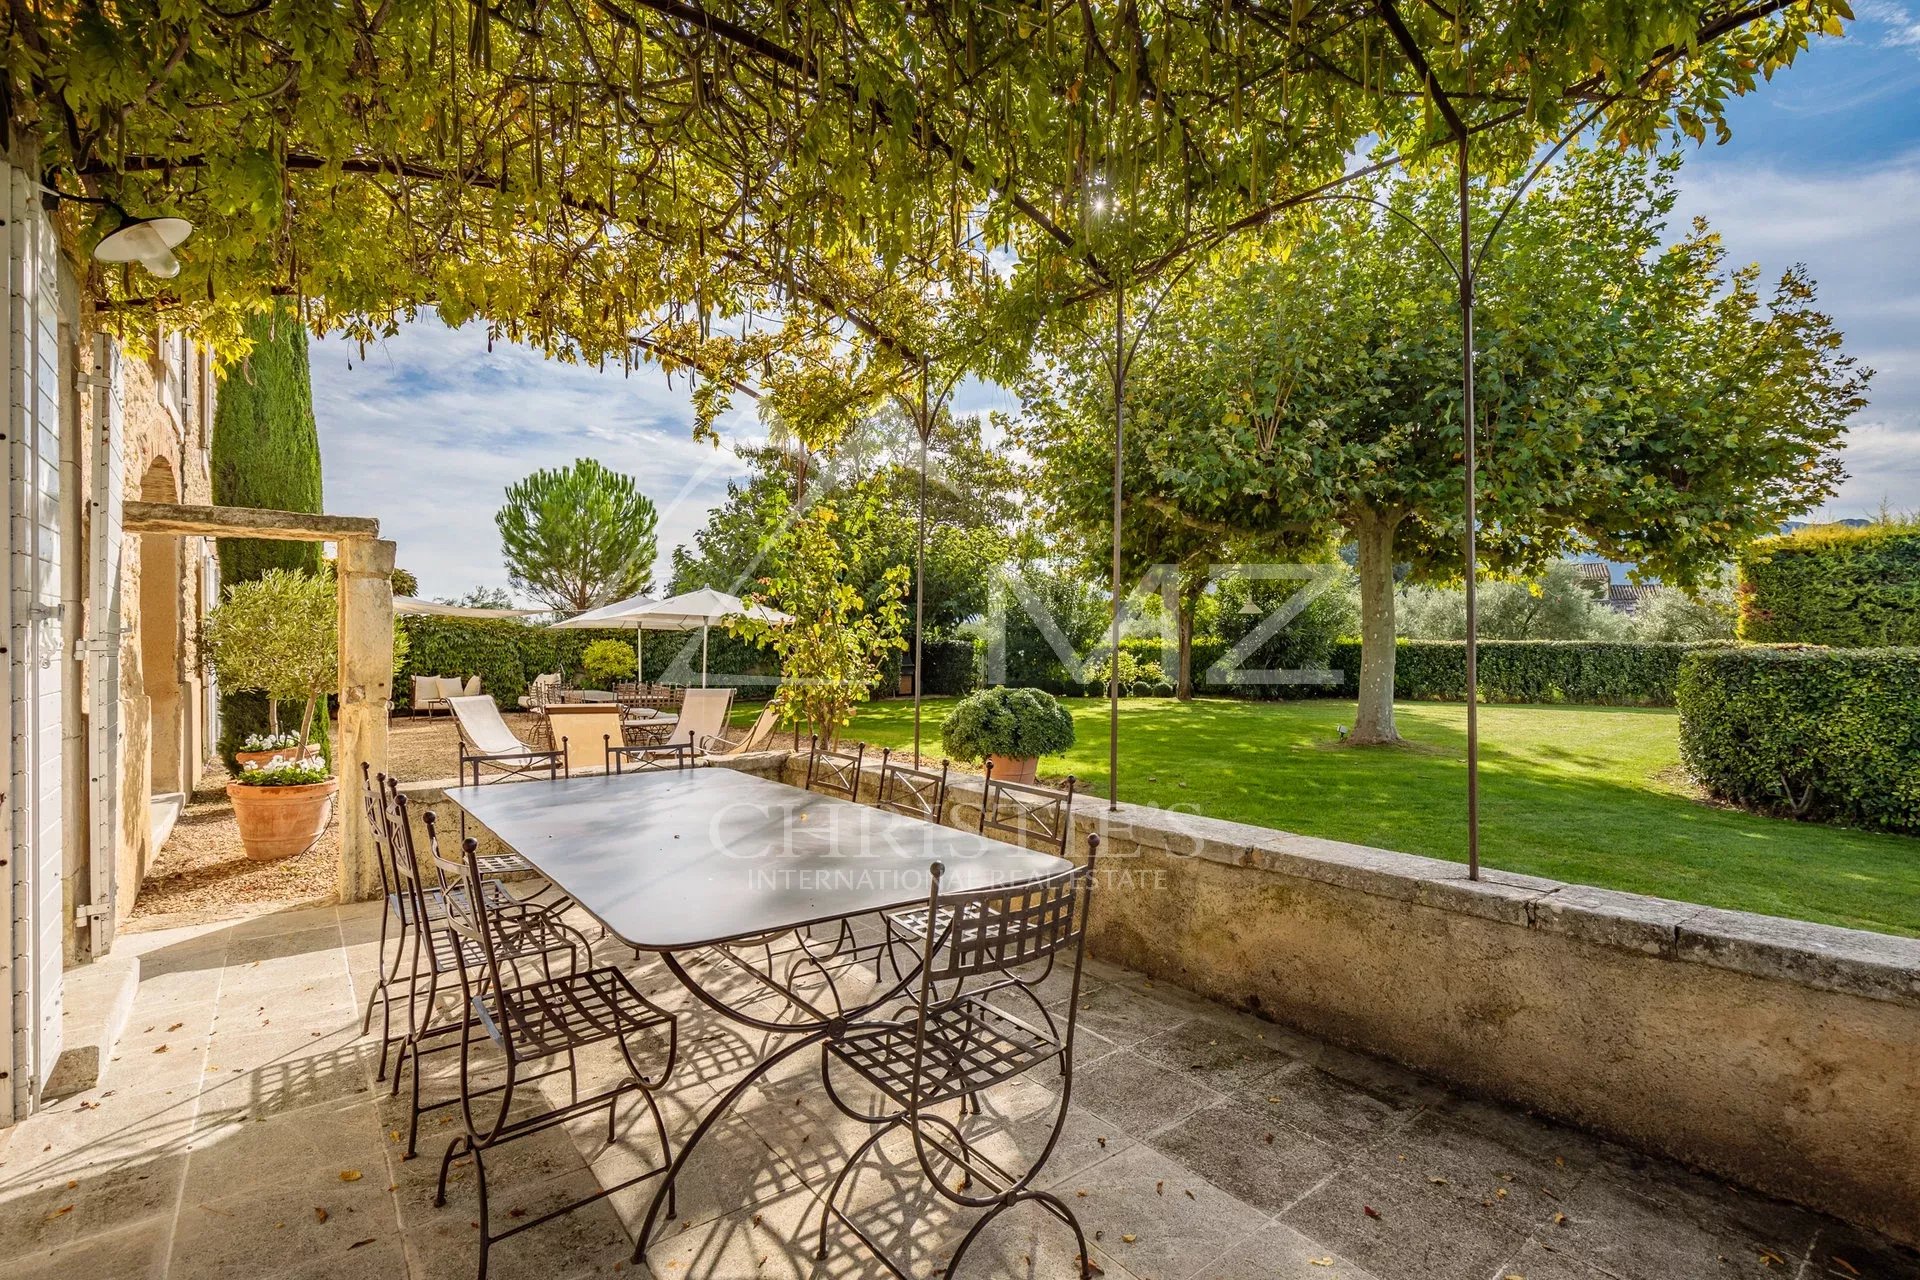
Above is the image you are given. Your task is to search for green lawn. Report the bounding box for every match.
[817,696,1920,937]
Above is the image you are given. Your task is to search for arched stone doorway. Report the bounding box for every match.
[137,458,187,818]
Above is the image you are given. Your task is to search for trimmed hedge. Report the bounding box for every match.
[1738,524,1920,646]
[396,616,778,708]
[952,634,1711,705]
[913,638,977,696]
[1677,646,1920,833]
[1326,640,1726,706]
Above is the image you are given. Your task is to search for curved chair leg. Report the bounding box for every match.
[434,1133,470,1207]
[471,1144,493,1280]
[814,1117,904,1261]
[943,1188,1092,1279]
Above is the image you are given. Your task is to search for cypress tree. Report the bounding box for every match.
[210,306,327,764]
[212,306,324,581]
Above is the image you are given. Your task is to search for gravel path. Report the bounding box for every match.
[129,713,530,925]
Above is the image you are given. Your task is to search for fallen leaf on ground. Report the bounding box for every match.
[1155,1181,1164,1196]
[314,1208,328,1224]
[168,1022,183,1032]
[153,1045,169,1054]
[1831,1259,1861,1278]
[1120,1234,1137,1244]
[347,1239,376,1250]
[1363,1205,1381,1220]
[44,1205,74,1220]
[338,1170,363,1182]
[1309,1259,1333,1268]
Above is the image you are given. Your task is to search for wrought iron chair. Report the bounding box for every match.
[804,736,867,801]
[360,764,553,1081]
[382,781,591,1160]
[978,761,1078,858]
[817,838,1102,1277]
[429,827,678,1280]
[873,749,949,823]
[606,733,697,774]
[886,765,1079,977]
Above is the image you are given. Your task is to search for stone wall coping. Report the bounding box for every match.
[399,750,1920,1009]
[1051,783,1920,1009]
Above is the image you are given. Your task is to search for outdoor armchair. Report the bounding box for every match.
[703,701,780,759]
[448,694,565,786]
[544,703,625,774]
[671,687,737,759]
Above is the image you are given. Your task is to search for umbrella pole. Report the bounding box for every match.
[702,624,709,688]
[636,629,644,684]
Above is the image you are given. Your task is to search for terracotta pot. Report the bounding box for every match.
[234,746,322,772]
[988,754,1040,785]
[227,777,339,862]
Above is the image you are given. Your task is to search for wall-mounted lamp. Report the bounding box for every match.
[92,215,193,280]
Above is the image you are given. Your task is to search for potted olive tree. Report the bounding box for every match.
[202,567,339,861]
[939,687,1076,785]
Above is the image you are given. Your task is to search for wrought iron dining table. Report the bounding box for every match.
[442,766,1073,1259]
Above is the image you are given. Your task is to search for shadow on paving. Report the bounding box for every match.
[0,899,1912,1280]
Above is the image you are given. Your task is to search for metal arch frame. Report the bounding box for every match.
[1359,0,1637,876]
[1088,250,1212,811]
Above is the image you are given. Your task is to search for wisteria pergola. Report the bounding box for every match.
[13,0,1843,878]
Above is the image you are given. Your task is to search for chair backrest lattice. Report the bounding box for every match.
[380,775,437,929]
[875,749,949,823]
[924,857,1094,984]
[361,763,398,903]
[978,764,1077,859]
[805,737,867,801]
[425,816,509,999]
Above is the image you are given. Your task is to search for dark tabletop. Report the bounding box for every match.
[443,769,1071,950]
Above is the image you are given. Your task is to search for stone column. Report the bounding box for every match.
[337,536,396,902]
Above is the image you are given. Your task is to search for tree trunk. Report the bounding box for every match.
[1350,509,1403,744]
[1175,577,1201,701]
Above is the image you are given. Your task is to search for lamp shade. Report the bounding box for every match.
[93,217,193,279]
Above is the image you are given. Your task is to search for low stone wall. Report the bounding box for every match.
[400,752,1920,1244]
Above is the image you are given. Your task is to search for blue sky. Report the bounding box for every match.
[311,16,1920,602]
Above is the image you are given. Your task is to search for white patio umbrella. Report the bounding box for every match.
[550,588,790,686]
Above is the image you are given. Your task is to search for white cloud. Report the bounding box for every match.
[309,318,758,603]
[1673,149,1920,519]
[1857,0,1920,49]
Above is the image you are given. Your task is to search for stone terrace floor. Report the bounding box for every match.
[2,898,1915,1280]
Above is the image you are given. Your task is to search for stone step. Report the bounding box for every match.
[40,951,141,1102]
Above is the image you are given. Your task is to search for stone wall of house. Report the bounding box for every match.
[396,754,1920,1245]
[79,330,217,924]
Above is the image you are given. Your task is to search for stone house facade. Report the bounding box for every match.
[3,147,217,1123]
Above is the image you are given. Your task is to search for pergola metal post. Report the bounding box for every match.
[1456,132,1481,880]
[912,361,931,767]
[1108,277,1126,812]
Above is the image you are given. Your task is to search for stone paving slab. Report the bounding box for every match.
[0,898,1913,1280]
